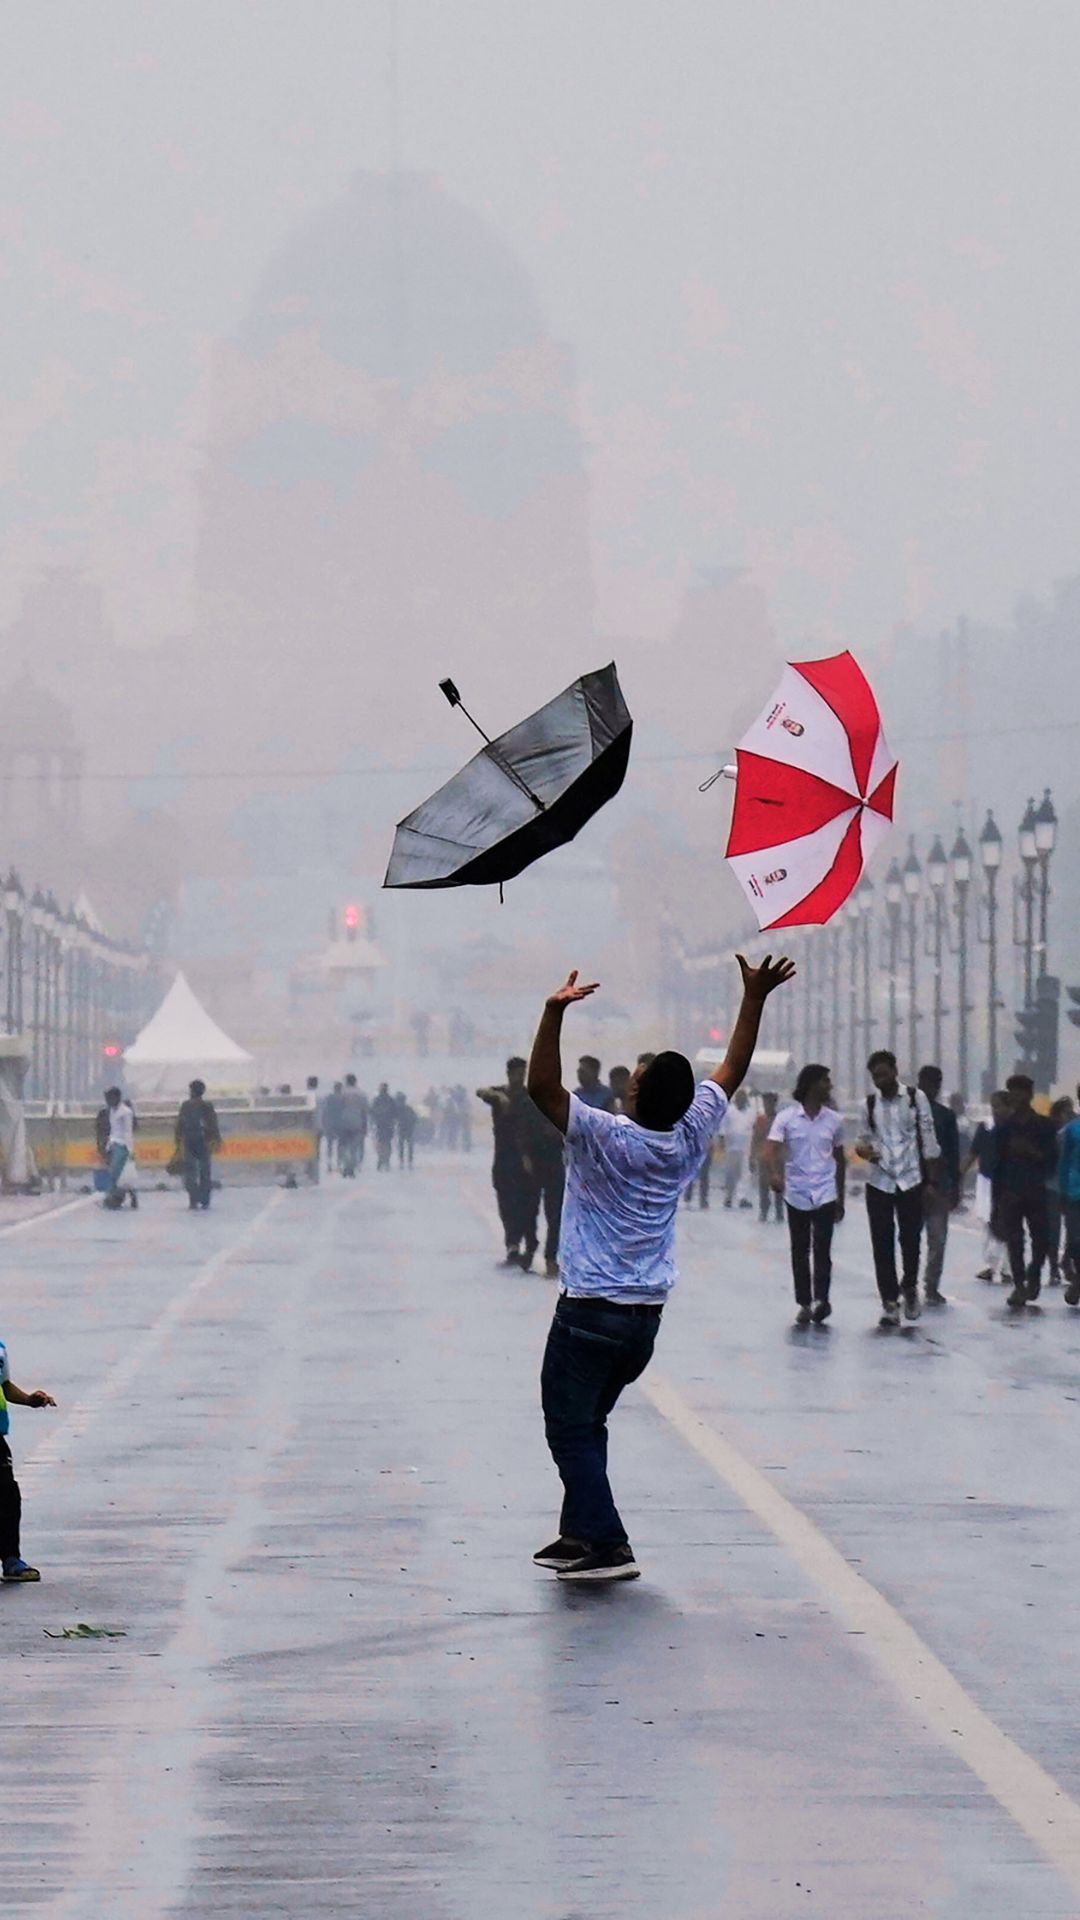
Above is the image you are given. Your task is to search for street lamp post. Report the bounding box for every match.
[1015,796,1038,1017]
[884,859,903,1058]
[903,838,923,1078]
[846,895,860,1101]
[857,875,874,1064]
[2,870,22,1037]
[926,836,949,1070]
[978,811,1003,1095]
[29,891,47,1096]
[1034,787,1057,977]
[950,827,973,1101]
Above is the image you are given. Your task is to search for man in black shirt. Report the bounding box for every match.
[478,1058,536,1268]
[994,1074,1058,1308]
[175,1079,221,1211]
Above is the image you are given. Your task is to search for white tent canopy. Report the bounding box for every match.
[124,972,256,1097]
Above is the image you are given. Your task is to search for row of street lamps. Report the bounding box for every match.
[668,793,1062,1104]
[765,792,1059,1102]
[1,870,153,1103]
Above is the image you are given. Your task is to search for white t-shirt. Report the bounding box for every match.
[108,1102,135,1151]
[767,1103,844,1210]
[723,1103,754,1152]
[559,1082,729,1303]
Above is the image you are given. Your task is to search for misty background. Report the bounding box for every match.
[2,0,1078,1083]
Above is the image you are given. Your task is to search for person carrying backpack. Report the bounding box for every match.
[854,1049,941,1327]
[175,1079,222,1211]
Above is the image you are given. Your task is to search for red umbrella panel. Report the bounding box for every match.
[725,651,897,930]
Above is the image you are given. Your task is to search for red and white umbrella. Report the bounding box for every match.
[724,651,897,930]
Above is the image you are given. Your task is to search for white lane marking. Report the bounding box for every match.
[19,1190,287,1482]
[642,1367,1080,1891]
[0,1194,94,1237]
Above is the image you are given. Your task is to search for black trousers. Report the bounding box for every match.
[998,1187,1049,1287]
[493,1159,535,1256]
[0,1436,21,1563]
[787,1201,836,1305]
[865,1183,924,1302]
[530,1159,566,1263]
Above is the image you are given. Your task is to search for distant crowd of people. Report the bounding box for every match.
[308,1077,419,1176]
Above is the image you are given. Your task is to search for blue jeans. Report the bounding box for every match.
[107,1144,129,1191]
[540,1295,662,1550]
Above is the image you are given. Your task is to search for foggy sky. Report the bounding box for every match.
[5,0,1080,662]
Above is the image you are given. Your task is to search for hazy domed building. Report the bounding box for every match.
[194,170,595,766]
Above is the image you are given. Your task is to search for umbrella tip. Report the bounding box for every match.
[439,678,461,708]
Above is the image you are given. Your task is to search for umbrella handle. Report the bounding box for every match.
[699,764,737,793]
[439,678,545,813]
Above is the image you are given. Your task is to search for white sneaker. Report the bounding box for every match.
[879,1301,901,1328]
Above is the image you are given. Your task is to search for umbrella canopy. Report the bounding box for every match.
[384,663,633,890]
[725,651,897,929]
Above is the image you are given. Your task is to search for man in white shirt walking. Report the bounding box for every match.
[526,951,794,1583]
[722,1090,754,1208]
[855,1049,941,1326]
[766,1064,846,1326]
[102,1086,135,1207]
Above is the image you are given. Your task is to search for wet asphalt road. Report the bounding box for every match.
[2,1164,1080,1918]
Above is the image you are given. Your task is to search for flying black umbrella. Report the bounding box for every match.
[383,663,633,891]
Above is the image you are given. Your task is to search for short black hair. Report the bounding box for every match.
[793,1062,830,1104]
[506,1056,526,1072]
[637,1051,656,1068]
[635,1051,695,1130]
[105,1085,122,1102]
[867,1049,896,1074]
[918,1064,943,1091]
[189,1079,206,1097]
[1006,1073,1034,1095]
[578,1055,601,1073]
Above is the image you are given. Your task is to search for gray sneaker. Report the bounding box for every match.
[903,1292,921,1321]
[795,1304,812,1326]
[879,1301,901,1328]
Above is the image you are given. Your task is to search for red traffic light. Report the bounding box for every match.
[708,1026,723,1043]
[102,1043,120,1058]
[343,904,361,934]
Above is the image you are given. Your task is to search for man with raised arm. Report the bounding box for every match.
[527,952,794,1584]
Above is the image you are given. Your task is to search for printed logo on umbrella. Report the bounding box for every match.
[724,652,897,931]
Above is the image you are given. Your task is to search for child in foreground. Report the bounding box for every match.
[0,1337,56,1583]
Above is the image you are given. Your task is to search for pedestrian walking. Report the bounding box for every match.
[855,1050,941,1326]
[608,1065,631,1113]
[478,1060,537,1267]
[175,1079,222,1210]
[721,1090,754,1207]
[917,1065,960,1305]
[994,1075,1058,1308]
[307,1075,323,1182]
[0,1337,56,1583]
[338,1075,369,1177]
[965,1091,1012,1284]
[527,951,793,1583]
[371,1083,397,1171]
[101,1086,136,1209]
[766,1065,846,1325]
[1059,1096,1080,1306]
[394,1092,417,1169]
[751,1092,784,1222]
[322,1081,344,1172]
[575,1055,614,1111]
[520,1094,566,1279]
[1045,1096,1075,1284]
